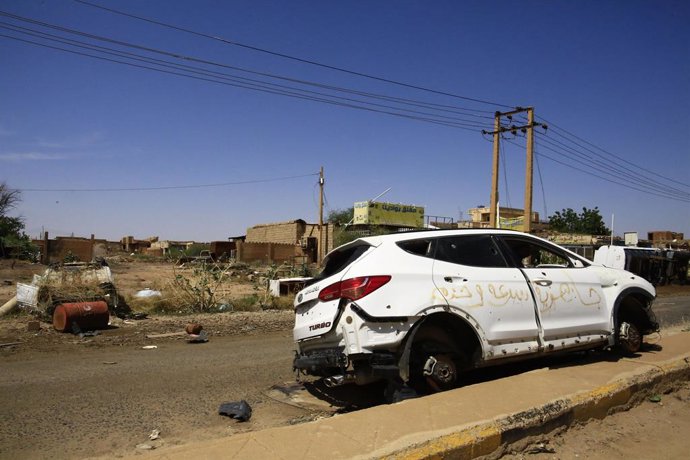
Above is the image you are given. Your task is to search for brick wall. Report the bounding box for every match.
[236,241,306,264]
[48,238,96,263]
[210,241,236,259]
[246,221,306,245]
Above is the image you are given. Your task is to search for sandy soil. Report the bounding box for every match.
[500,382,690,459]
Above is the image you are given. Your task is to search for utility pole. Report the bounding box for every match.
[318,166,324,263]
[482,107,546,232]
[524,107,534,233]
[489,112,501,228]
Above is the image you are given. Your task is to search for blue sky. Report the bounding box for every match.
[1,0,688,242]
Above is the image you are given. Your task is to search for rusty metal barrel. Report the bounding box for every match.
[53,301,110,332]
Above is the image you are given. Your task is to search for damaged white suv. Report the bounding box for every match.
[293,229,658,394]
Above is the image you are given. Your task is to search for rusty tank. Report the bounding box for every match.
[53,301,110,332]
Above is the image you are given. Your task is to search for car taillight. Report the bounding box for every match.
[318,276,391,302]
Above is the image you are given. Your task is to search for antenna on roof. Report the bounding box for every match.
[368,187,392,204]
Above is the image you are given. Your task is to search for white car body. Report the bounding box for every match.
[293,229,658,393]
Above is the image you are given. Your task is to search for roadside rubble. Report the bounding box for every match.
[218,400,252,422]
[9,260,146,336]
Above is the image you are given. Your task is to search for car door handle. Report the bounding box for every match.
[533,279,552,287]
[444,276,468,283]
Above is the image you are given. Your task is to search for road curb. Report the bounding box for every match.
[384,353,690,459]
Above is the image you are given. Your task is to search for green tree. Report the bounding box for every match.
[548,206,611,235]
[327,207,354,224]
[0,183,36,259]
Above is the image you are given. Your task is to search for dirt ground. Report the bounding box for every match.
[499,382,690,459]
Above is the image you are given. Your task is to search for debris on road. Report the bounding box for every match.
[145,331,187,339]
[525,442,556,454]
[187,330,209,343]
[14,260,146,324]
[649,394,662,403]
[142,345,158,350]
[134,288,162,298]
[135,443,156,450]
[0,341,24,348]
[148,429,160,441]
[53,301,110,333]
[185,323,203,334]
[0,296,18,317]
[218,400,252,422]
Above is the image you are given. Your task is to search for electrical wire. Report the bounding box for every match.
[535,133,690,200]
[0,13,494,131]
[0,13,495,121]
[0,33,490,132]
[504,138,690,203]
[499,137,512,208]
[536,130,689,198]
[74,0,513,110]
[533,134,548,218]
[15,172,321,193]
[538,115,690,190]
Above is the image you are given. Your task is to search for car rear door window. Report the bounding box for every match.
[434,235,507,267]
[500,237,572,268]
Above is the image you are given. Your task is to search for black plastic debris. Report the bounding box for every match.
[218,400,252,422]
[71,322,100,339]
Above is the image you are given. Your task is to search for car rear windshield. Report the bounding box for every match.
[308,243,371,284]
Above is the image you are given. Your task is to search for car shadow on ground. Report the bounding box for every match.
[274,342,665,413]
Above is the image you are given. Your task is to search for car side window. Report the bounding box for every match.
[434,235,508,267]
[501,238,572,268]
[397,238,434,257]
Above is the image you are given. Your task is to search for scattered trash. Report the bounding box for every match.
[135,288,162,298]
[102,361,117,365]
[0,341,23,348]
[148,429,160,441]
[54,301,110,333]
[0,296,18,317]
[136,443,155,450]
[71,322,100,339]
[185,323,203,335]
[142,345,158,350]
[649,394,662,403]
[218,400,252,422]
[187,330,209,343]
[526,442,556,454]
[27,321,41,332]
[145,332,187,339]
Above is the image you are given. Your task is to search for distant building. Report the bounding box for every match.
[459,206,542,231]
[648,231,684,244]
[353,201,425,228]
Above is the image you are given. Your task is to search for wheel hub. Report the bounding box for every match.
[423,354,457,391]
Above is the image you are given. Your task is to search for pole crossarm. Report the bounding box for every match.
[486,106,545,232]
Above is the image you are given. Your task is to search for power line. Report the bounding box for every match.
[0,33,489,132]
[15,172,321,193]
[538,115,690,190]
[499,138,512,208]
[75,0,513,110]
[505,138,690,203]
[535,133,690,200]
[533,134,548,218]
[0,11,495,120]
[0,12,493,131]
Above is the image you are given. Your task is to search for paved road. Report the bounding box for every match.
[1,296,688,459]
